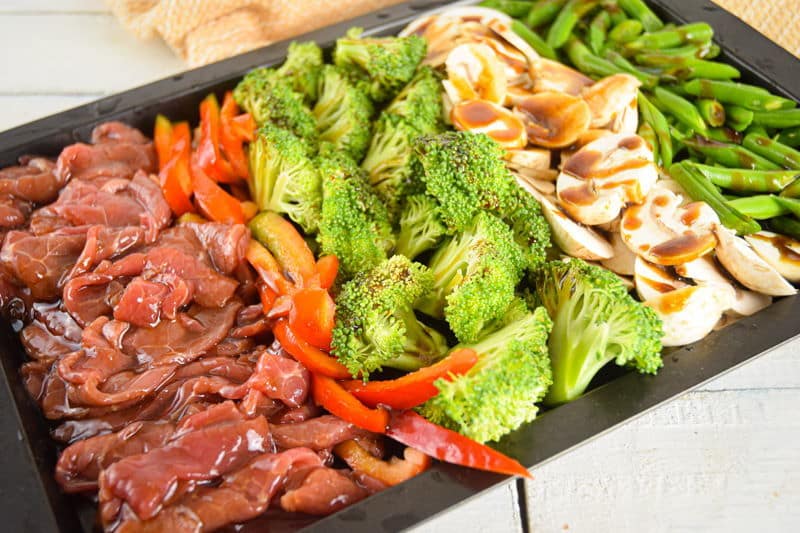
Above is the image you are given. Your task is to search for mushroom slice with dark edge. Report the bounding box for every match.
[714,226,796,296]
[644,284,733,347]
[529,58,594,96]
[581,74,641,130]
[514,92,591,149]
[744,231,800,283]
[451,99,527,149]
[444,43,507,105]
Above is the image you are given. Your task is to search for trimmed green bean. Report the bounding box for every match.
[745,125,769,138]
[638,91,673,166]
[773,196,800,219]
[511,20,558,60]
[668,162,760,234]
[634,43,715,62]
[638,121,659,155]
[704,127,743,144]
[682,79,796,111]
[564,37,623,77]
[681,136,782,170]
[726,195,789,220]
[625,22,713,51]
[684,162,800,193]
[588,10,611,55]
[608,6,628,26]
[705,43,721,59]
[608,19,643,44]
[696,99,725,128]
[526,0,567,27]
[604,50,659,88]
[726,105,754,132]
[651,86,708,134]
[617,0,664,32]
[547,0,599,49]
[780,178,800,198]
[742,133,800,169]
[751,109,800,129]
[776,126,800,148]
[479,0,533,17]
[767,216,800,240]
[660,60,740,81]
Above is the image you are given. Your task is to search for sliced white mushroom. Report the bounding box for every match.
[519,179,613,260]
[645,285,731,347]
[744,231,800,282]
[612,95,639,134]
[601,229,637,276]
[529,58,594,96]
[505,148,551,170]
[674,256,737,307]
[472,35,530,84]
[621,188,718,266]
[444,43,507,105]
[514,92,591,148]
[451,99,527,149]
[653,178,689,200]
[556,133,658,225]
[581,74,641,130]
[484,16,540,67]
[714,226,796,296]
[512,170,556,195]
[634,256,688,302]
[508,165,558,182]
[729,287,772,317]
[505,81,535,107]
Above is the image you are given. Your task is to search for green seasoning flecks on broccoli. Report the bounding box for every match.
[415,211,525,344]
[396,193,447,260]
[313,65,374,161]
[415,132,514,233]
[532,258,664,406]
[317,146,395,278]
[499,183,552,270]
[277,41,324,104]
[333,28,427,102]
[248,124,321,233]
[384,66,444,135]
[332,255,449,380]
[233,68,317,141]
[419,305,553,443]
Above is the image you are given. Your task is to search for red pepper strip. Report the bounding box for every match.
[219,92,250,180]
[159,122,194,216]
[255,211,318,287]
[232,113,256,142]
[316,255,339,290]
[288,287,335,351]
[256,280,277,314]
[153,114,173,171]
[343,348,478,410]
[191,163,245,224]
[245,240,293,296]
[193,94,237,183]
[387,410,532,479]
[311,373,389,434]
[274,320,351,380]
[334,440,431,486]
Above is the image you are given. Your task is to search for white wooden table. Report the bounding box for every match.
[1,1,798,531]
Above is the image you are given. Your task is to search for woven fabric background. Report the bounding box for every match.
[106,0,800,66]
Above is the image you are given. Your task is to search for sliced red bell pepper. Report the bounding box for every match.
[159,121,194,216]
[232,113,256,141]
[316,255,339,290]
[193,94,237,183]
[256,280,278,314]
[343,348,478,410]
[288,287,335,351]
[249,211,317,287]
[274,320,351,380]
[386,410,531,479]
[334,440,431,486]
[153,114,173,171]
[311,373,389,434]
[220,91,250,180]
[191,163,245,224]
[245,240,293,296]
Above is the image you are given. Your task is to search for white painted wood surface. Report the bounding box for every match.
[1,1,798,532]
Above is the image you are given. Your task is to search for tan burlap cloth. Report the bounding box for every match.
[107,0,799,67]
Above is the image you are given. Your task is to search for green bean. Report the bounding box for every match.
[683,162,800,193]
[745,125,769,138]
[660,60,740,81]
[634,43,715,62]
[651,86,708,134]
[742,133,800,169]
[781,177,800,198]
[617,0,664,32]
[682,79,796,111]
[608,6,628,26]
[767,216,800,240]
[751,109,800,129]
[526,0,568,27]
[564,37,624,77]
[511,20,558,60]
[776,126,800,148]
[696,99,725,128]
[636,91,672,166]
[726,105,754,132]
[681,136,782,170]
[705,43,721,59]
[638,121,659,155]
[604,50,659,88]
[625,22,713,51]
[668,162,760,234]
[479,0,533,17]
[588,11,610,55]
[704,127,743,144]
[547,0,600,49]
[726,195,789,220]
[773,196,800,218]
[608,19,643,44]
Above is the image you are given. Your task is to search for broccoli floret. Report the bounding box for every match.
[532,258,664,406]
[396,194,446,260]
[277,41,324,104]
[415,132,514,233]
[419,306,553,443]
[332,255,449,380]
[248,124,321,233]
[498,183,551,270]
[233,68,317,141]
[415,212,525,344]
[333,28,427,102]
[384,66,444,134]
[313,65,374,161]
[317,147,395,278]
